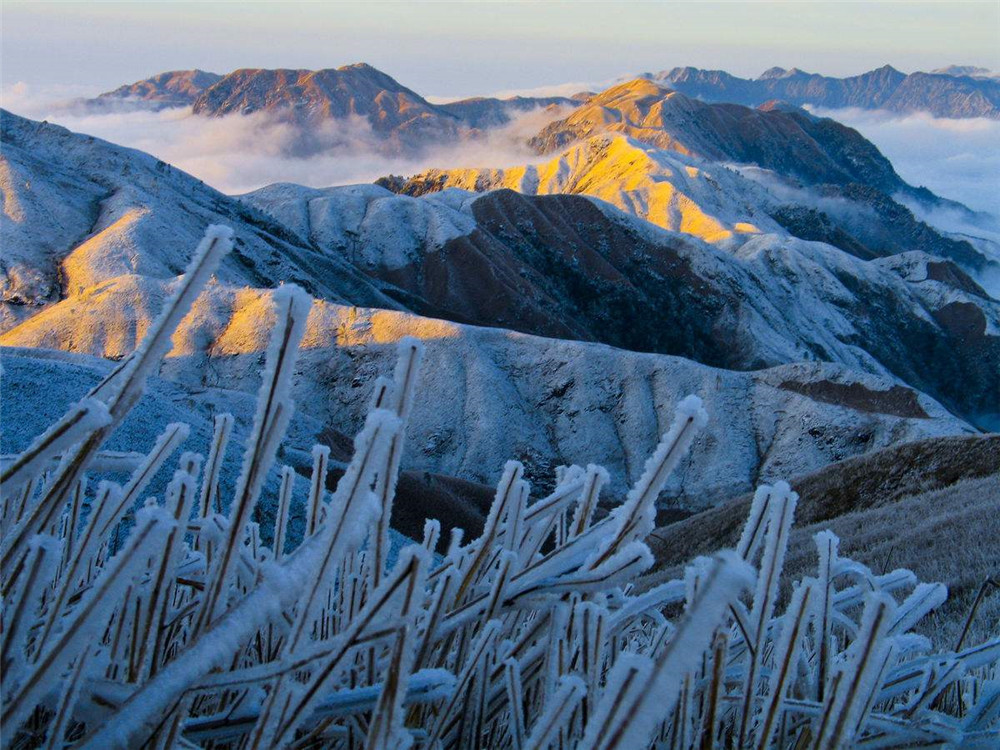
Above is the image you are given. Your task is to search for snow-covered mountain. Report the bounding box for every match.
[0,292,971,507]
[529,79,904,192]
[376,135,782,244]
[385,80,998,279]
[244,173,998,429]
[0,109,404,333]
[1,109,996,506]
[651,64,1000,119]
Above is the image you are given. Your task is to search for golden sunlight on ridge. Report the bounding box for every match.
[0,276,463,364]
[61,208,153,296]
[414,135,764,243]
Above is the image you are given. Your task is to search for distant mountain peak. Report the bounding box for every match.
[756,99,815,118]
[187,64,457,145]
[338,61,378,71]
[649,64,1000,119]
[758,67,789,80]
[595,77,670,100]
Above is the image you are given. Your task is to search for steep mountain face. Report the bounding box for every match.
[529,80,904,192]
[653,65,1000,119]
[244,178,1000,428]
[189,64,462,148]
[94,69,222,108]
[0,110,404,332]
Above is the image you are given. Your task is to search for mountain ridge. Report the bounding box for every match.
[95,68,223,109]
[650,64,1000,119]
[2,109,996,497]
[85,64,580,149]
[529,79,905,192]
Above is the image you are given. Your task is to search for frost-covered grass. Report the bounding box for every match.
[1,228,998,748]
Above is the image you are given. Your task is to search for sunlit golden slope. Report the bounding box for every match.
[0,277,461,364]
[527,78,905,192]
[403,134,775,243]
[532,79,704,154]
[0,110,403,335]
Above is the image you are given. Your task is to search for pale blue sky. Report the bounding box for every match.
[3,1,998,98]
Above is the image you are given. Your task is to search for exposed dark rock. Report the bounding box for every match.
[777,380,929,419]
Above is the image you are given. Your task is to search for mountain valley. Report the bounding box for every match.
[3,60,997,542]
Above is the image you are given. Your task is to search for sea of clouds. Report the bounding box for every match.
[809,106,1000,218]
[3,82,997,228]
[1,82,565,195]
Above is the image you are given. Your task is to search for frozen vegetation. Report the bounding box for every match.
[1,229,997,748]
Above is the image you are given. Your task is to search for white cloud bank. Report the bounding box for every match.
[3,83,997,226]
[1,82,565,195]
[811,107,1000,217]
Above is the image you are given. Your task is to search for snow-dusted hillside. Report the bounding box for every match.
[0,285,973,507]
[1,110,995,504]
[389,112,992,278]
[244,177,1000,428]
[377,134,780,245]
[0,109,403,331]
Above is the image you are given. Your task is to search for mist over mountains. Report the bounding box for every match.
[3,44,1000,745]
[3,106,994,496]
[5,61,998,226]
[2,56,997,604]
[649,64,1000,119]
[3,57,998,435]
[86,61,1000,121]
